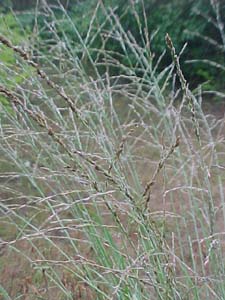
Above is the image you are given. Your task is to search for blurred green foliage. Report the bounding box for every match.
[63,0,224,89]
[0,0,224,91]
[0,13,33,112]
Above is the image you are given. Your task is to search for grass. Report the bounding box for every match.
[0,1,225,299]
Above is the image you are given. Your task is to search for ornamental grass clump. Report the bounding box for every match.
[0,1,225,299]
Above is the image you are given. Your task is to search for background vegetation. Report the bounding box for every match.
[1,0,225,90]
